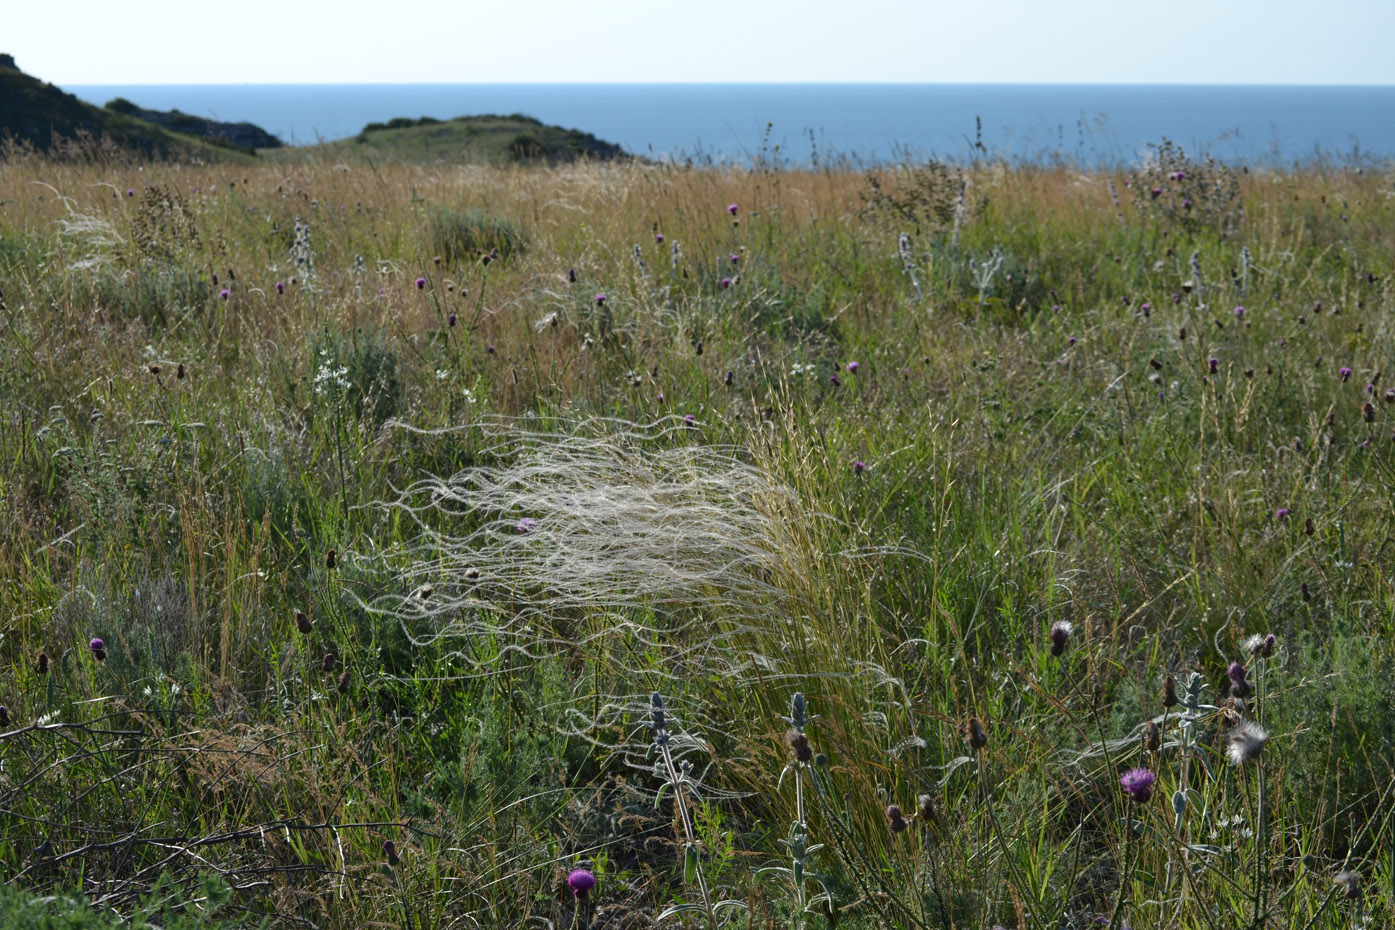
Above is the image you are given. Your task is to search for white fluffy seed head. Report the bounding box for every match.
[1227,719,1269,766]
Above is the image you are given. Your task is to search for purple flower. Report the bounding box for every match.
[726,203,739,216]
[90,637,105,652]
[1209,358,1219,374]
[219,288,230,300]
[275,281,285,294]
[655,233,664,243]
[1140,302,1151,314]
[829,374,841,387]
[1068,336,1077,347]
[415,277,427,289]
[853,460,866,475]
[683,413,697,427]
[1150,187,1163,199]
[1339,366,1353,382]
[1182,198,1193,209]
[1275,507,1291,521]
[1119,767,1155,803]
[729,253,740,264]
[845,361,859,374]
[516,517,538,534]
[595,293,607,306]
[719,277,731,289]
[568,268,577,283]
[125,188,134,197]
[1233,305,1245,318]
[567,868,596,899]
[1171,170,1185,181]
[1228,660,1252,697]
[1049,620,1073,656]
[448,312,457,327]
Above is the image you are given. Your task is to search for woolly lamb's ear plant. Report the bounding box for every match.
[651,692,747,929]
[758,692,834,930]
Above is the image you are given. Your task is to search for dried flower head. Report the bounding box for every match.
[917,793,936,823]
[383,839,400,865]
[567,868,597,898]
[1162,674,1178,707]
[1334,870,1361,899]
[0,705,8,727]
[294,610,314,635]
[1049,620,1073,656]
[787,730,813,763]
[885,804,909,833]
[965,717,988,750]
[1243,633,1276,658]
[1144,720,1161,752]
[37,652,49,675]
[1226,720,1268,766]
[1119,767,1156,803]
[337,669,351,693]
[853,460,866,475]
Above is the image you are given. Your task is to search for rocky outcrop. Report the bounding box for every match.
[104,98,283,149]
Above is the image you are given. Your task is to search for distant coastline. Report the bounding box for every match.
[68,83,1395,165]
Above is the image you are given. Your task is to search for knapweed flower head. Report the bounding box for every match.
[415,276,427,289]
[729,253,740,264]
[885,804,909,833]
[726,203,739,216]
[1340,366,1353,382]
[1226,719,1268,765]
[845,361,859,374]
[1243,633,1276,658]
[1049,620,1073,656]
[275,281,285,294]
[594,293,607,306]
[1275,508,1291,521]
[853,459,866,475]
[219,289,230,300]
[567,868,596,898]
[1119,767,1156,803]
[719,277,731,289]
[1233,305,1245,318]
[90,638,107,660]
[1209,357,1219,374]
[683,413,697,427]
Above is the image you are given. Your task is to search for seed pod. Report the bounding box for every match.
[964,717,988,750]
[1144,720,1161,752]
[336,669,350,694]
[326,548,337,570]
[1162,675,1178,708]
[294,611,314,635]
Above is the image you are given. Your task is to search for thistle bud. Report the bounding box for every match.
[336,669,350,694]
[1162,675,1178,707]
[294,610,314,635]
[325,548,337,570]
[383,839,399,866]
[964,717,988,750]
[1048,620,1073,657]
[37,652,49,675]
[917,793,936,824]
[885,804,909,833]
[1144,720,1161,752]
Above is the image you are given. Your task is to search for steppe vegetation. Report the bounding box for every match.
[0,139,1392,929]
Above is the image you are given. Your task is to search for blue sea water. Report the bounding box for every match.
[68,83,1395,166]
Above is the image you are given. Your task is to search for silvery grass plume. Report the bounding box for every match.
[354,416,815,678]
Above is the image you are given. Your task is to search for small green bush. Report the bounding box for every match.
[425,207,526,264]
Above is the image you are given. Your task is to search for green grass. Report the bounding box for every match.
[0,149,1392,929]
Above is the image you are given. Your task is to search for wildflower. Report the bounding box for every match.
[1226,719,1268,765]
[965,716,988,750]
[1339,366,1352,382]
[0,705,8,726]
[655,233,664,243]
[1233,305,1245,318]
[726,203,739,215]
[845,361,859,374]
[1150,187,1163,198]
[337,669,350,693]
[517,517,538,534]
[1162,674,1178,707]
[787,730,813,763]
[1275,508,1291,521]
[1143,720,1161,751]
[1334,871,1362,899]
[1182,199,1193,209]
[219,289,230,300]
[723,370,735,386]
[1227,661,1252,698]
[567,868,597,899]
[719,277,731,289]
[383,839,400,865]
[1119,767,1156,803]
[37,652,49,675]
[1364,402,1376,422]
[594,293,607,306]
[294,610,314,635]
[853,460,866,475]
[885,804,909,833]
[829,374,841,387]
[415,276,427,289]
[89,638,107,661]
[126,188,134,196]
[729,253,740,264]
[1209,358,1219,374]
[448,312,457,327]
[322,652,337,672]
[1049,620,1073,656]
[683,414,697,427]
[1244,633,1276,658]
[275,281,284,294]
[1068,336,1077,346]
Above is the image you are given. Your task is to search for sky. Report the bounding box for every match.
[11,0,1395,85]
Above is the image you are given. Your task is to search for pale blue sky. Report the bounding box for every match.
[12,0,1395,85]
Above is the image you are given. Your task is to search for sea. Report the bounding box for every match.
[67,84,1395,167]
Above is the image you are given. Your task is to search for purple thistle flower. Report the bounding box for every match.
[719,277,731,289]
[845,361,859,374]
[655,233,664,243]
[89,637,107,661]
[595,293,607,306]
[275,281,285,294]
[125,188,135,197]
[729,253,740,264]
[448,312,457,327]
[1068,336,1077,347]
[1119,767,1156,804]
[415,277,427,289]
[1275,507,1291,521]
[1150,187,1163,198]
[1182,199,1193,209]
[1233,306,1245,318]
[1339,366,1353,382]
[568,268,577,283]
[829,374,841,387]
[567,868,596,899]
[1228,660,1252,697]
[1049,620,1073,657]
[726,203,739,216]
[683,413,697,427]
[853,460,866,475]
[1209,358,1219,374]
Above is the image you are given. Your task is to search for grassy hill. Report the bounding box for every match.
[0,53,250,161]
[274,112,630,164]
[103,97,283,151]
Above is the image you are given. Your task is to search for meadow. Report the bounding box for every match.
[0,140,1392,929]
